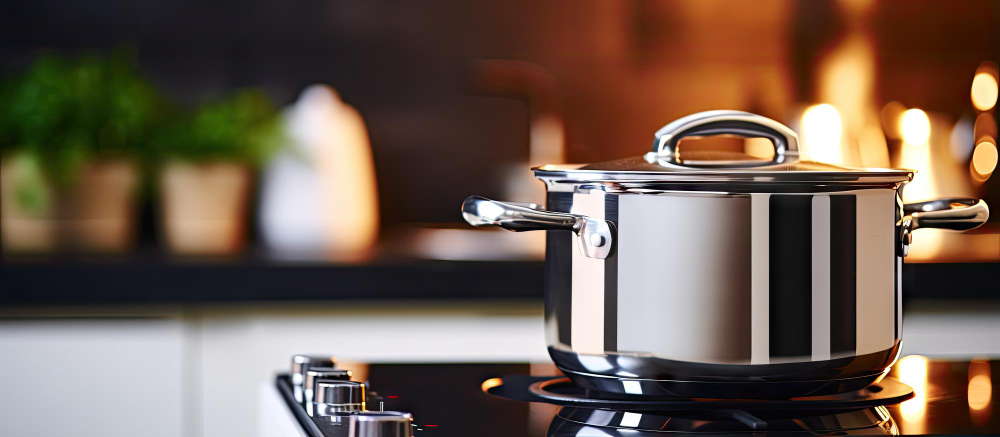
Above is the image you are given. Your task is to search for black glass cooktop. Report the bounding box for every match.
[279,356,998,436]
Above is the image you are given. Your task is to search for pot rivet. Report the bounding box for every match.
[589,233,606,248]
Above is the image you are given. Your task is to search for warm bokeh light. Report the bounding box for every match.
[970,114,996,182]
[897,120,937,203]
[971,71,999,111]
[899,355,929,389]
[898,355,929,431]
[481,377,503,392]
[801,103,844,164]
[972,140,998,177]
[968,359,993,426]
[901,109,931,146]
[969,374,993,411]
[881,101,907,140]
[817,32,875,162]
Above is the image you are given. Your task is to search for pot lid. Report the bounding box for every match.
[534,110,913,184]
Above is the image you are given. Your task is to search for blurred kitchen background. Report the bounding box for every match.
[1,1,998,436]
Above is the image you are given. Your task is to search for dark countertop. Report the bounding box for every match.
[0,256,995,305]
[0,256,544,305]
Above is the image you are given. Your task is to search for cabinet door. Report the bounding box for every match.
[0,317,190,437]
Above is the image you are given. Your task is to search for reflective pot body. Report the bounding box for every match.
[462,111,989,397]
[540,182,905,396]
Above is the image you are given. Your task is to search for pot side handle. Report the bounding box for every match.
[899,197,990,256]
[461,195,614,259]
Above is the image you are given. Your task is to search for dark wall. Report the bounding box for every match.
[3,0,998,227]
[2,0,535,226]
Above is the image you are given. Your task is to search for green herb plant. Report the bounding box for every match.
[0,50,165,213]
[156,89,283,166]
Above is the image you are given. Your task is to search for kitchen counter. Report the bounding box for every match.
[0,255,996,305]
[0,256,543,305]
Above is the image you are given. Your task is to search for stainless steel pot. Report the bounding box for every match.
[462,110,989,397]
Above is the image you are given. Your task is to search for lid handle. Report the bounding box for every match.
[650,110,799,165]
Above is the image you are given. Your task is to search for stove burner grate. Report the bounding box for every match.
[486,375,914,412]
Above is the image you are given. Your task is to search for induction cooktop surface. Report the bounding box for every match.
[268,356,997,436]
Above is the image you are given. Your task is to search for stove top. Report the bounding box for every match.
[264,356,997,436]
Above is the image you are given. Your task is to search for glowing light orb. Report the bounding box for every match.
[901,109,931,146]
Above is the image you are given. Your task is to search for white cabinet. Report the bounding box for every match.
[0,302,546,437]
[0,315,194,437]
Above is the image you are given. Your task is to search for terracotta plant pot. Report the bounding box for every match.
[62,159,139,252]
[0,155,59,253]
[160,161,251,256]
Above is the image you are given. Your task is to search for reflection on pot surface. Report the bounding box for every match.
[547,406,898,436]
[463,111,990,398]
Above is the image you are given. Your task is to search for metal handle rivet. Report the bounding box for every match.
[589,233,605,247]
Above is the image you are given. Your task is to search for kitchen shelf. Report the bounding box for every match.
[0,256,995,305]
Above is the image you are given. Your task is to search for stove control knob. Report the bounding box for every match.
[305,368,352,402]
[291,355,337,402]
[347,411,413,437]
[314,381,366,416]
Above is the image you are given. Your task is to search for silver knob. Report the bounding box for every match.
[314,381,366,416]
[291,355,337,403]
[304,368,353,415]
[347,411,413,437]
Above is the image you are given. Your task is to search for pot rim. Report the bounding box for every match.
[534,163,914,186]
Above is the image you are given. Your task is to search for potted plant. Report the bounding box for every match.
[61,53,163,252]
[155,90,282,256]
[1,57,67,253]
[0,53,163,253]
